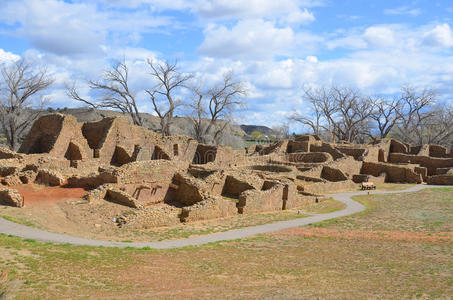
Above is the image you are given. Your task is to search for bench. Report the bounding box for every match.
[361,182,376,190]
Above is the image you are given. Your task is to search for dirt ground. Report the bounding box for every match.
[0,183,415,243]
[2,184,153,241]
[2,184,326,242]
[0,188,451,299]
[11,185,87,207]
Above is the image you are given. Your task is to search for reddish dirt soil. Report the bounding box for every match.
[11,184,87,206]
[269,227,453,243]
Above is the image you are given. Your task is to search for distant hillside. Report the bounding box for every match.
[240,125,275,136]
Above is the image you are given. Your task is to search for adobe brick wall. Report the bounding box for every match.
[180,198,238,222]
[287,152,333,163]
[426,174,453,185]
[286,140,309,153]
[321,166,348,182]
[302,180,357,194]
[361,162,422,183]
[389,139,408,154]
[9,113,453,228]
[388,153,453,176]
[429,144,449,158]
[335,146,366,160]
[124,206,182,228]
[0,188,24,207]
[19,114,92,160]
[238,183,285,214]
[309,142,345,160]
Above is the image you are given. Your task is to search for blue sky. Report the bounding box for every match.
[0,0,452,129]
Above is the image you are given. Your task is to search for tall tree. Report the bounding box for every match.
[67,60,143,126]
[424,103,453,145]
[146,60,193,136]
[369,97,403,140]
[290,86,372,143]
[393,87,436,145]
[332,86,373,142]
[189,72,247,144]
[0,60,53,150]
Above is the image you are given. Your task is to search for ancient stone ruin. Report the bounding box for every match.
[0,113,452,227]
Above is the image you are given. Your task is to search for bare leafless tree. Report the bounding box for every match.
[304,87,337,141]
[66,81,106,118]
[66,60,143,126]
[290,86,372,143]
[424,103,453,145]
[288,94,323,137]
[146,60,193,136]
[369,97,403,140]
[189,72,247,144]
[331,87,373,142]
[271,123,291,139]
[0,60,53,150]
[393,87,436,145]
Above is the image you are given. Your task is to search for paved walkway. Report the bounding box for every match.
[0,184,450,249]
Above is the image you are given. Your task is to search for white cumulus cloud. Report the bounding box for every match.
[198,19,295,59]
[363,26,395,48]
[0,49,20,63]
[423,24,453,48]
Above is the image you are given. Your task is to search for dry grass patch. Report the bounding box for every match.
[300,197,345,214]
[0,188,451,299]
[0,233,451,299]
[317,188,453,233]
[132,211,309,241]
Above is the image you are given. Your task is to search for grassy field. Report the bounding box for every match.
[0,188,451,299]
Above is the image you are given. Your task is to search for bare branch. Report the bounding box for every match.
[0,59,53,150]
[66,60,142,126]
[146,59,194,136]
[188,72,247,144]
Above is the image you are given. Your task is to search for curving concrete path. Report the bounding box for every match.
[0,184,450,249]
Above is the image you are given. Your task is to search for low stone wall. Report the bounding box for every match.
[321,166,348,182]
[285,194,318,209]
[390,139,408,154]
[124,206,182,229]
[287,152,332,163]
[436,168,453,175]
[329,157,362,178]
[67,171,117,189]
[105,188,142,208]
[426,175,453,185]
[286,140,309,153]
[361,162,422,183]
[303,180,357,194]
[180,198,238,222]
[35,169,65,186]
[388,153,453,176]
[310,142,345,160]
[352,173,386,184]
[0,147,23,160]
[0,188,24,207]
[335,146,366,160]
[238,184,285,214]
[429,144,448,158]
